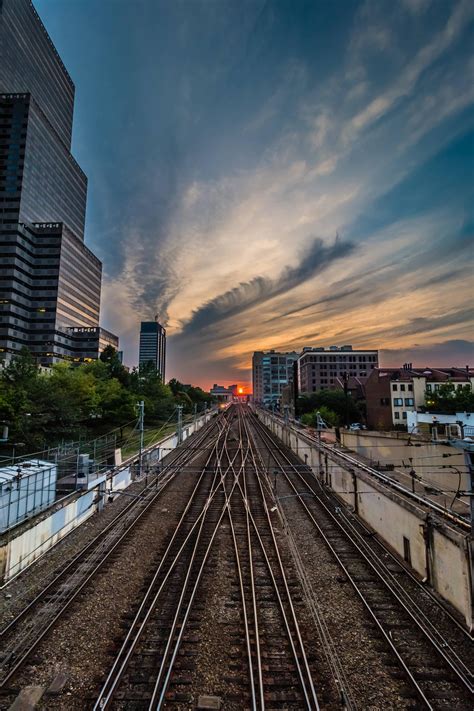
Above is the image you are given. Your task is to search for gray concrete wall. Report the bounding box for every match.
[258,410,473,629]
[341,431,469,506]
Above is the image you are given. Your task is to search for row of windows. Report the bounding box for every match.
[392,383,413,391]
[393,398,414,407]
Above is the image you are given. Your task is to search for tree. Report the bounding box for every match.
[297,390,361,425]
[425,383,474,414]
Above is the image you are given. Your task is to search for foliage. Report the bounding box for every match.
[296,390,361,425]
[0,347,214,451]
[300,406,339,428]
[424,383,474,414]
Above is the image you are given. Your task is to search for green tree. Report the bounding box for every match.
[425,383,474,414]
[297,390,361,425]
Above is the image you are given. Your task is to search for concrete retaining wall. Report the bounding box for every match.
[0,411,213,584]
[258,410,473,629]
[341,431,469,506]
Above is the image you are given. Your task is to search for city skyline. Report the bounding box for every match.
[35,0,473,389]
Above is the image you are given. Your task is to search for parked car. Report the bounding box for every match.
[349,423,366,431]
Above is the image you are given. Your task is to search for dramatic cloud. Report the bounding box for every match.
[178,237,355,336]
[37,0,474,387]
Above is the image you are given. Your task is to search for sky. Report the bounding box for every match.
[36,0,473,390]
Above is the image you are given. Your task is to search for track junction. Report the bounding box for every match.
[0,405,472,710]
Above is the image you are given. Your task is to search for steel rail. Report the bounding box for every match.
[237,407,320,710]
[0,415,222,689]
[0,414,220,638]
[262,414,472,641]
[150,416,246,709]
[223,410,262,710]
[252,412,474,703]
[93,419,230,710]
[254,414,474,682]
[94,413,241,710]
[236,409,265,710]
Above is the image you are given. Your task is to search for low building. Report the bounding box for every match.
[365,365,474,430]
[298,345,378,394]
[406,411,474,439]
[210,384,235,403]
[252,350,299,408]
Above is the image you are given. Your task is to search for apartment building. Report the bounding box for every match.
[252,350,299,408]
[298,345,378,394]
[365,365,474,429]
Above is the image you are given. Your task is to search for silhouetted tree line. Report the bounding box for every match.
[0,346,214,451]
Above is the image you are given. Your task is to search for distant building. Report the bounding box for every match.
[210,384,234,403]
[252,350,300,408]
[65,327,119,363]
[0,0,117,365]
[365,365,474,430]
[298,345,378,394]
[139,319,166,380]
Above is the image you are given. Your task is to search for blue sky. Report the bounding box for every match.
[36,0,473,388]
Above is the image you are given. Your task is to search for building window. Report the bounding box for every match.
[404,398,414,406]
[380,398,390,406]
[392,384,398,391]
[393,398,403,406]
[402,412,407,419]
[400,384,405,391]
[408,384,413,391]
[394,412,400,419]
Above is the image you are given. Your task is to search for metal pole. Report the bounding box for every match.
[193,402,197,430]
[177,405,183,444]
[465,450,474,532]
[137,400,145,480]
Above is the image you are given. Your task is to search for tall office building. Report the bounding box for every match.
[139,320,166,381]
[0,0,117,364]
[252,350,300,408]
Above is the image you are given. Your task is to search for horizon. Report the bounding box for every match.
[35,0,474,388]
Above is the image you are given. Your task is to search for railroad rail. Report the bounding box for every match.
[93,406,322,709]
[0,413,221,690]
[251,410,474,710]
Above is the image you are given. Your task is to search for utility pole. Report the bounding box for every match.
[137,400,145,481]
[316,410,323,478]
[193,402,198,429]
[177,405,183,444]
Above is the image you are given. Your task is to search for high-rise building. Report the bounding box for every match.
[252,350,300,408]
[0,0,117,365]
[297,345,378,394]
[139,319,166,380]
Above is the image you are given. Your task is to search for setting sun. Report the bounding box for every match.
[238,387,243,394]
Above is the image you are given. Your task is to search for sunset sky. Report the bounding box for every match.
[36,0,473,390]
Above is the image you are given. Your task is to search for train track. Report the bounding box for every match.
[0,414,221,691]
[93,406,322,710]
[250,409,474,710]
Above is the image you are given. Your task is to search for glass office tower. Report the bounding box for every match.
[0,0,117,365]
[139,320,167,381]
